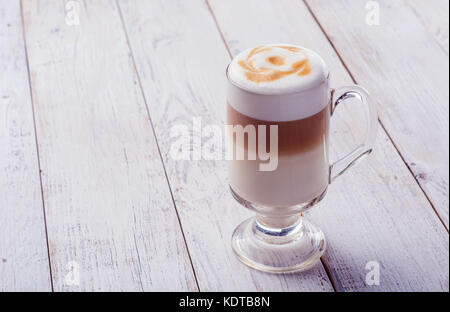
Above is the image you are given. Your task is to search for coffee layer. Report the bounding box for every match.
[227,103,330,156]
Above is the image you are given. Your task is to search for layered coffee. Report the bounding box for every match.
[228,44,377,273]
[227,44,330,207]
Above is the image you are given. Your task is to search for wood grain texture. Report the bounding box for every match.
[21,0,197,291]
[305,0,449,227]
[405,0,449,54]
[0,0,52,291]
[118,0,334,291]
[207,0,449,291]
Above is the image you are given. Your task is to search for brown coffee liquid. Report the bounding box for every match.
[227,103,330,156]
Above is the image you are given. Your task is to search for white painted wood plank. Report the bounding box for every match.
[21,0,197,291]
[305,0,449,227]
[118,0,334,291]
[0,0,51,291]
[405,0,449,54]
[207,0,449,291]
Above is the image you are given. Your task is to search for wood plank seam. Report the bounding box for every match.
[18,0,54,291]
[302,0,449,233]
[115,0,201,291]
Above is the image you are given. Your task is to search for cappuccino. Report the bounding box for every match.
[228,44,378,273]
[227,44,330,207]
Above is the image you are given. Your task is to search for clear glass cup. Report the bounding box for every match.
[227,65,378,273]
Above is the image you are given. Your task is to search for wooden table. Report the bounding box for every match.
[1,0,448,292]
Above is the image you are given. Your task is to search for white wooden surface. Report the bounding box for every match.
[405,0,449,55]
[20,0,197,291]
[0,0,448,291]
[0,0,52,291]
[306,0,449,227]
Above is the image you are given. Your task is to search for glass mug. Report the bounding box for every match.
[226,49,377,273]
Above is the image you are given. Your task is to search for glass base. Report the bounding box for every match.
[231,216,326,273]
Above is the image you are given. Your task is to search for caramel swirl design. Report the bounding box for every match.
[238,45,312,83]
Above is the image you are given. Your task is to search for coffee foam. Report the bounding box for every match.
[228,44,328,95]
[227,44,330,122]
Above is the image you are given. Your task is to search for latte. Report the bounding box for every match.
[227,44,330,207]
[227,44,378,273]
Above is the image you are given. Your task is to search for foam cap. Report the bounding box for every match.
[228,44,328,95]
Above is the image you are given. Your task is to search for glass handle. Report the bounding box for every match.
[329,85,378,183]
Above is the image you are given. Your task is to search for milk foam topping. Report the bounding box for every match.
[228,44,328,95]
